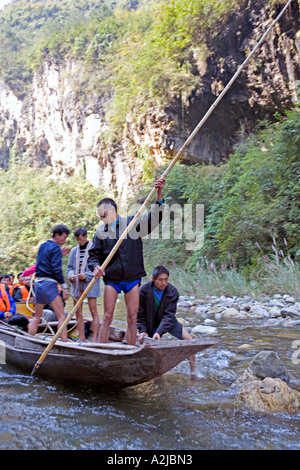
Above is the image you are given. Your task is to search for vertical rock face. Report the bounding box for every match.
[0,59,144,198]
[138,0,300,166]
[0,1,299,196]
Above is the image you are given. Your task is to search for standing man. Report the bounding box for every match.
[67,227,100,342]
[137,265,198,376]
[28,225,70,341]
[88,177,165,346]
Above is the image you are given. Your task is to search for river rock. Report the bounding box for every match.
[222,308,239,318]
[235,377,300,414]
[283,295,295,303]
[269,306,281,318]
[191,325,217,335]
[204,318,217,326]
[250,307,269,317]
[176,317,190,326]
[241,303,251,311]
[237,343,257,350]
[195,306,210,316]
[248,351,290,383]
[280,306,300,318]
[268,299,285,308]
[177,301,192,309]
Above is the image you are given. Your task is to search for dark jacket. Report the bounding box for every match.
[137,280,179,337]
[88,203,164,283]
[36,240,65,284]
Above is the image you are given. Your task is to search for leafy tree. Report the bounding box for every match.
[0,166,102,274]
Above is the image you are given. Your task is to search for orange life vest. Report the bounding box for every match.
[0,283,13,295]
[0,288,11,313]
[14,284,31,300]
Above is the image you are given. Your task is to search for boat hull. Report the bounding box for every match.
[0,325,217,388]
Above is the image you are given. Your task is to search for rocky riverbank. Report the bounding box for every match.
[177,293,300,335]
[177,293,300,414]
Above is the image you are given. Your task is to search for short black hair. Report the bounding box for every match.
[152,266,169,279]
[74,227,87,237]
[97,198,117,212]
[52,224,70,237]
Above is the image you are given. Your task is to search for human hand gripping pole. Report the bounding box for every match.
[30,0,292,377]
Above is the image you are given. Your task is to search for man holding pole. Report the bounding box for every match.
[88,177,165,346]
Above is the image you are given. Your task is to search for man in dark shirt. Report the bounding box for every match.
[137,265,197,376]
[89,177,165,345]
[28,225,70,340]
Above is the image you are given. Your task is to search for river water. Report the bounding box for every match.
[1,297,300,451]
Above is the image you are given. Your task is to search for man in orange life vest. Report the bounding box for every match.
[12,275,32,302]
[0,285,16,320]
[0,274,13,295]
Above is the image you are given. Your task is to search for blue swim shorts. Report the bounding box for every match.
[105,278,141,294]
[35,280,60,305]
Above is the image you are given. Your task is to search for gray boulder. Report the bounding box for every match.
[248,350,290,383]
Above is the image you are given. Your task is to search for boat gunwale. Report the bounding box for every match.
[0,323,218,356]
[0,325,145,356]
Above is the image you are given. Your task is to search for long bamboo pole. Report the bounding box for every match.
[30,0,292,376]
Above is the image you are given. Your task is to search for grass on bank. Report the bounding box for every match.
[165,257,300,301]
[144,241,300,300]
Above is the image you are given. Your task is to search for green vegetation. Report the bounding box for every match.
[0,0,237,125]
[0,0,299,298]
[0,166,102,274]
[0,110,299,299]
[141,109,300,297]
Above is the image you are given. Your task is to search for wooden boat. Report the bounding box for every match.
[0,321,217,388]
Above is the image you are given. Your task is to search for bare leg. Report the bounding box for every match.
[28,303,44,336]
[88,297,100,342]
[98,285,118,343]
[50,295,68,342]
[124,284,139,346]
[182,327,196,374]
[73,296,86,341]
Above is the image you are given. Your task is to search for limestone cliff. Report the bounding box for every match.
[0,0,299,198]
[133,0,300,166]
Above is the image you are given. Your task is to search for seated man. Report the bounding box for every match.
[0,274,13,295]
[12,275,32,302]
[0,285,28,328]
[137,265,198,377]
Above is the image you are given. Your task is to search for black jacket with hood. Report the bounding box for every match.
[137,280,179,337]
[88,203,164,283]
